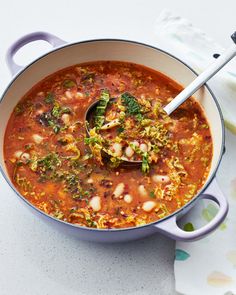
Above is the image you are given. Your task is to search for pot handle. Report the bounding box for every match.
[153,178,228,241]
[6,31,66,76]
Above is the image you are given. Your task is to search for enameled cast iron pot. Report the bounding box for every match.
[0,32,228,243]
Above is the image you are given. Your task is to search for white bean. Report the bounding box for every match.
[152,174,170,183]
[21,153,30,163]
[138,185,147,197]
[14,151,30,162]
[87,178,94,184]
[65,90,73,99]
[61,114,70,125]
[142,201,156,212]
[125,146,134,158]
[76,92,84,99]
[113,183,125,198]
[112,143,122,157]
[89,196,101,212]
[124,194,133,204]
[14,151,23,159]
[140,143,148,153]
[32,134,44,144]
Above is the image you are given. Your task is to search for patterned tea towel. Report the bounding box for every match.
[154,10,236,295]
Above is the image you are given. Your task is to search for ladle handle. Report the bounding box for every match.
[164,32,236,115]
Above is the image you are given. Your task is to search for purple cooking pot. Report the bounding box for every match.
[0,31,228,242]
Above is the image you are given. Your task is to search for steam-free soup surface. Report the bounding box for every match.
[4,61,212,229]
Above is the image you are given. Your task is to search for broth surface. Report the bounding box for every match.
[4,61,212,228]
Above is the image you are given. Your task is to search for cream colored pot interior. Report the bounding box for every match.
[0,40,223,189]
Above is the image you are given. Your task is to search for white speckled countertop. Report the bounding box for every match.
[0,1,234,294]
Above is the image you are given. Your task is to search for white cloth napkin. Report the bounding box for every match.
[154,11,236,295]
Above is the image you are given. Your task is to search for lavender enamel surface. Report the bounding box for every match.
[154,178,228,241]
[6,31,66,76]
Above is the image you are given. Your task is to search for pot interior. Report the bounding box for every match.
[0,40,223,193]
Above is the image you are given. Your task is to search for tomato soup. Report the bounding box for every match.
[4,61,212,229]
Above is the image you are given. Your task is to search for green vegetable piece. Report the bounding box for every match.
[149,191,155,198]
[53,125,60,134]
[183,222,195,232]
[63,79,76,88]
[84,137,100,145]
[60,106,71,114]
[51,103,61,118]
[142,152,150,173]
[94,89,110,129]
[44,92,55,104]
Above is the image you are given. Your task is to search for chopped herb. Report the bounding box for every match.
[72,186,91,201]
[33,153,62,181]
[66,174,79,189]
[86,219,97,228]
[117,126,124,134]
[53,210,64,219]
[121,92,142,116]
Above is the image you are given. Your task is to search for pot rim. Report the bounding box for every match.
[0,38,225,233]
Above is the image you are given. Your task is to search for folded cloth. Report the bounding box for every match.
[154,10,236,295]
